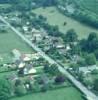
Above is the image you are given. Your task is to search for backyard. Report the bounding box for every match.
[11,87,84,100]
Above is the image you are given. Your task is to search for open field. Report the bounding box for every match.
[0,27,34,64]
[11,87,84,100]
[0,71,16,78]
[32,7,98,39]
[73,0,98,15]
[0,28,33,53]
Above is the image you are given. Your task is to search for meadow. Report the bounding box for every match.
[32,7,98,39]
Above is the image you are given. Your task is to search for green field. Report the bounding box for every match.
[0,29,33,53]
[11,87,84,100]
[0,28,34,64]
[32,7,98,39]
[73,0,98,15]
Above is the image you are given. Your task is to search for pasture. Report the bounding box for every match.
[0,27,34,64]
[32,7,98,39]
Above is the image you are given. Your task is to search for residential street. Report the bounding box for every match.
[0,15,98,100]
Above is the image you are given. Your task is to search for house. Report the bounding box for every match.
[79,65,98,74]
[28,68,36,74]
[18,62,25,69]
[24,67,36,75]
[55,43,65,49]
[32,28,40,33]
[58,5,66,11]
[33,33,42,42]
[65,44,71,51]
[9,17,21,24]
[12,49,21,60]
[22,26,28,32]
[24,53,40,60]
[31,28,47,43]
[66,4,75,14]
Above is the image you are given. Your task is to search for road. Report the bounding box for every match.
[0,15,98,100]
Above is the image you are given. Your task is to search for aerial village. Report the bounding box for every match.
[0,0,98,100]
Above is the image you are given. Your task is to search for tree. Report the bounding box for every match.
[55,74,66,84]
[94,49,98,59]
[70,44,81,55]
[15,79,22,87]
[77,59,86,67]
[48,25,60,37]
[79,32,98,53]
[87,32,98,52]
[0,78,11,100]
[15,85,27,96]
[43,64,50,73]
[93,79,98,91]
[15,79,27,96]
[38,15,47,22]
[70,63,79,73]
[64,29,78,42]
[49,64,60,75]
[78,72,84,82]
[85,53,96,65]
[12,0,33,11]
[79,39,87,52]
[32,0,57,6]
[88,32,97,41]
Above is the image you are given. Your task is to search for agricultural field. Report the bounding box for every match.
[11,87,84,100]
[32,7,98,39]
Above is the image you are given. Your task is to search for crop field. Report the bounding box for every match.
[73,0,98,15]
[32,7,98,39]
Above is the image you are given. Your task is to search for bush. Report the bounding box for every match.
[91,69,98,74]
[85,54,96,66]
[55,74,66,84]
[15,85,27,96]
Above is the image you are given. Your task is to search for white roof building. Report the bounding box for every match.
[12,49,21,60]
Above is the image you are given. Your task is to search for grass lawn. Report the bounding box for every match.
[0,29,33,53]
[0,71,16,78]
[32,7,98,39]
[0,28,34,64]
[11,87,84,100]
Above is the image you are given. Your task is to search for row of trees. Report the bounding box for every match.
[31,14,62,37]
[0,78,11,100]
[1,0,57,11]
[72,10,98,28]
[0,64,66,99]
[32,0,57,7]
[63,31,98,66]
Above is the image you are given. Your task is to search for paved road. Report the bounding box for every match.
[0,16,98,100]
